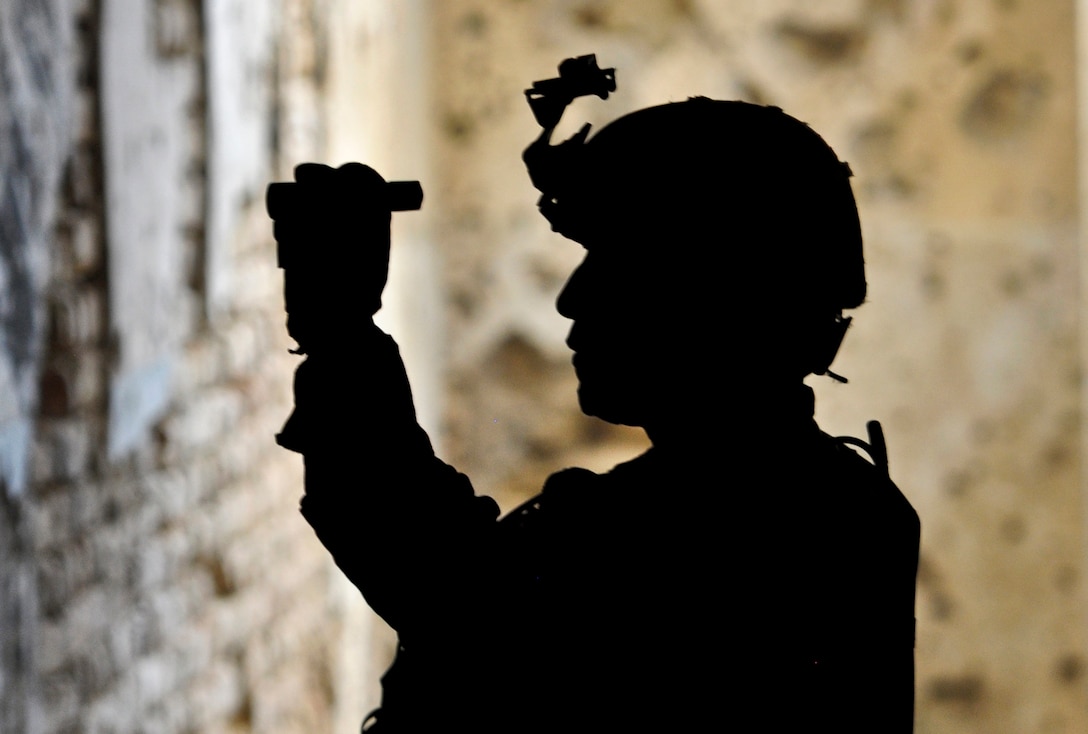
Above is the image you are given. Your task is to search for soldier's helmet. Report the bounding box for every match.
[527,97,865,312]
[525,96,866,379]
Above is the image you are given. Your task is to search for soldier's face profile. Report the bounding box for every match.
[556,230,678,428]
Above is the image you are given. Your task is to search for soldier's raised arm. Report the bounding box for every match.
[267,163,500,633]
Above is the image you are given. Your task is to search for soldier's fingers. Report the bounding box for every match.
[337,162,383,181]
[294,162,336,184]
[336,163,387,201]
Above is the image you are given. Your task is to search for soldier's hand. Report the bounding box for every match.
[271,163,393,351]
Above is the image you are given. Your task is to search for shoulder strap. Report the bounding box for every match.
[835,419,890,480]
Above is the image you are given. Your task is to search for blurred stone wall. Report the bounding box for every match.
[428,1,1085,732]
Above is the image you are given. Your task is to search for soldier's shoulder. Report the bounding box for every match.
[498,466,600,528]
[818,421,919,528]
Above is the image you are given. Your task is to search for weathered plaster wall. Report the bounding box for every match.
[1,2,79,730]
[428,2,1085,731]
[0,0,74,499]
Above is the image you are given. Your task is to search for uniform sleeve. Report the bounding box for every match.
[277,321,502,633]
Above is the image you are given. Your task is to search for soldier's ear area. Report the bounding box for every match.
[721,307,854,382]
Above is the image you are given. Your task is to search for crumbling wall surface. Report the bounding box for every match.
[1,0,375,732]
[430,2,1084,732]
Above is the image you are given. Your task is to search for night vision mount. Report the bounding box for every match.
[523,55,616,237]
[524,54,616,131]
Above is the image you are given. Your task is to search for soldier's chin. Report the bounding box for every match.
[576,383,643,427]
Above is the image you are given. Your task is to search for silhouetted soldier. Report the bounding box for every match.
[270,57,920,733]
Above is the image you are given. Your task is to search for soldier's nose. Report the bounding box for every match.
[556,261,587,320]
